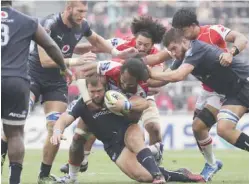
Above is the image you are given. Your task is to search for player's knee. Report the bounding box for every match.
[192,119,205,135]
[217,109,239,138]
[217,120,230,139]
[46,111,62,135]
[73,132,84,142]
[196,108,216,129]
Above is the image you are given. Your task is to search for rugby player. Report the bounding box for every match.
[126,9,248,181]
[150,28,249,157]
[171,9,248,181]
[60,15,167,174]
[60,58,169,179]
[1,1,70,183]
[18,1,137,183]
[51,75,204,184]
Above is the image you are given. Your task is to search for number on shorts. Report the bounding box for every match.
[1,24,10,46]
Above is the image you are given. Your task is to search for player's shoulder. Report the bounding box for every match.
[40,13,59,30]
[3,7,36,23]
[209,24,231,37]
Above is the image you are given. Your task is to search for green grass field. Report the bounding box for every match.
[1,149,249,184]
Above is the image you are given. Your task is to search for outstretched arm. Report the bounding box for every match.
[150,63,194,82]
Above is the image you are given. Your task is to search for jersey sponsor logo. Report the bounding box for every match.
[62,45,70,54]
[8,111,27,119]
[74,33,81,40]
[1,11,8,19]
[57,34,63,41]
[92,110,112,119]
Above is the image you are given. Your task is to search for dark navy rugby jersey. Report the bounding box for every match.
[28,13,92,81]
[1,7,38,80]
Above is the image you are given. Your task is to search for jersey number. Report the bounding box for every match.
[1,24,10,46]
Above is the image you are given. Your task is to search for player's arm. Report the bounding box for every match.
[128,96,149,112]
[150,63,194,82]
[143,49,172,66]
[86,31,137,58]
[225,30,248,56]
[74,37,123,54]
[51,99,84,145]
[33,24,67,71]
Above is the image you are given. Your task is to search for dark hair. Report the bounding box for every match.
[131,16,166,44]
[86,75,106,87]
[2,1,12,6]
[172,8,199,29]
[163,28,184,47]
[121,58,149,81]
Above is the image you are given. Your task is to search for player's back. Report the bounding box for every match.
[1,7,38,80]
[188,40,249,95]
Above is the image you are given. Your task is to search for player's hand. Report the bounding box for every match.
[50,129,66,145]
[107,99,126,113]
[219,52,233,67]
[148,87,161,96]
[61,68,73,85]
[77,52,97,65]
[117,47,139,59]
[147,66,153,78]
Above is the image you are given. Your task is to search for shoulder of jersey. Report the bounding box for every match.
[41,13,59,27]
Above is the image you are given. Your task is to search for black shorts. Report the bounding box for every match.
[1,77,30,123]
[103,125,129,162]
[30,76,68,104]
[223,80,249,109]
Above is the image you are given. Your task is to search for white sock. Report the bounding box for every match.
[147,142,160,155]
[82,151,90,165]
[198,136,216,166]
[69,164,80,180]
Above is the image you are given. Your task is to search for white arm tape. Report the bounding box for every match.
[76,78,91,103]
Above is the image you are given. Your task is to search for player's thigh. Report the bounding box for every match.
[1,77,29,126]
[141,100,161,127]
[30,76,41,103]
[217,97,247,133]
[124,124,145,153]
[42,82,68,114]
[115,147,152,182]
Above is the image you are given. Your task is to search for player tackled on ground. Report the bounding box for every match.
[51,75,204,184]
[60,15,167,174]
[61,57,171,180]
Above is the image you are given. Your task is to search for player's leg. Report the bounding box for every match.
[217,102,249,152]
[60,118,96,174]
[38,84,68,182]
[192,91,223,181]
[116,134,204,183]
[1,130,8,171]
[1,77,29,184]
[58,119,93,183]
[123,124,165,183]
[142,100,164,165]
[142,100,162,145]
